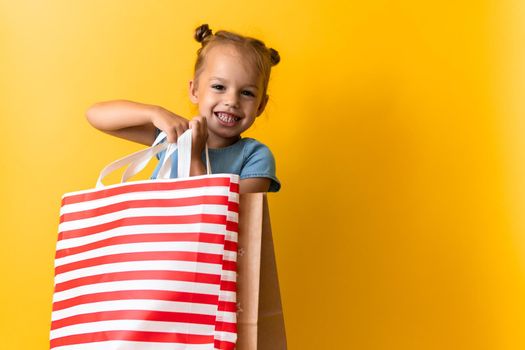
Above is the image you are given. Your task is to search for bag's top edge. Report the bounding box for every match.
[61,174,240,199]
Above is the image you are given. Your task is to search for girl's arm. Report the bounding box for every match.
[87,100,208,177]
[86,100,190,145]
[86,100,270,192]
[239,178,271,193]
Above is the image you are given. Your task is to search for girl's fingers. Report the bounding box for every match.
[165,128,178,143]
[189,117,208,143]
[165,124,188,143]
[152,109,190,143]
[190,116,206,132]
[188,119,197,131]
[175,125,187,140]
[198,116,207,130]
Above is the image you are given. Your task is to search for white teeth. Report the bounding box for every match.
[215,112,239,123]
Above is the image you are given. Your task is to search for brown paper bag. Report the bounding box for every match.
[236,193,287,350]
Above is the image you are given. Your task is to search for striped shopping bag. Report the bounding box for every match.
[50,130,238,350]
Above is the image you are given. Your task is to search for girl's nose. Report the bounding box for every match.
[224,92,239,108]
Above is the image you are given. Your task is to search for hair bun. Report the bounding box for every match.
[269,48,280,66]
[194,24,213,43]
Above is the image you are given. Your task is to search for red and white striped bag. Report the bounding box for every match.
[50,130,239,350]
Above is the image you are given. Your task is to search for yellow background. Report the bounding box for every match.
[2,1,525,349]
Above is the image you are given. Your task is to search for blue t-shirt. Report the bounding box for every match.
[151,137,281,192]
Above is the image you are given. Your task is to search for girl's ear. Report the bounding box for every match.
[256,94,269,117]
[188,80,199,104]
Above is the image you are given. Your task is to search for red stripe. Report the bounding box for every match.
[223,240,237,252]
[55,232,225,259]
[229,182,239,194]
[219,281,236,292]
[226,220,238,232]
[58,214,227,240]
[228,201,239,212]
[51,329,214,348]
[62,177,233,205]
[55,251,223,275]
[51,309,217,330]
[60,196,229,223]
[54,270,221,293]
[53,290,219,311]
[214,321,237,333]
[217,301,237,313]
[222,260,236,272]
[214,339,236,350]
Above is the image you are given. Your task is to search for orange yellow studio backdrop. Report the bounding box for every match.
[1,1,525,349]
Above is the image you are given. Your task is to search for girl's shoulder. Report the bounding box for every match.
[208,137,280,192]
[237,138,280,192]
[208,137,275,168]
[210,137,272,155]
[239,137,264,146]
[238,138,275,159]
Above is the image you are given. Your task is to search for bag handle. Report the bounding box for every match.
[96,129,211,188]
[153,130,212,179]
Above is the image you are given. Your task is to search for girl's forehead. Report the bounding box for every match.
[207,43,246,61]
[202,45,261,83]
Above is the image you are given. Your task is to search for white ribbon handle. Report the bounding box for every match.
[174,129,212,178]
[96,129,212,188]
[176,128,192,179]
[95,141,168,188]
[121,131,175,182]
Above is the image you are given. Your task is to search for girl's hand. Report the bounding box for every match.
[189,116,208,158]
[188,116,208,176]
[151,106,190,143]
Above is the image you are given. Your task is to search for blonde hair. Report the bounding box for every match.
[193,24,280,98]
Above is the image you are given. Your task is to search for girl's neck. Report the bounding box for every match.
[207,132,241,149]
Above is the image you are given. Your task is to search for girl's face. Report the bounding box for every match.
[189,44,268,148]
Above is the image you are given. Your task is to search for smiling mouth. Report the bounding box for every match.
[214,112,241,126]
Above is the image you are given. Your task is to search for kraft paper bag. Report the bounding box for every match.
[236,193,287,350]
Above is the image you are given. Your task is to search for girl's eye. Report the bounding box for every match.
[211,84,255,97]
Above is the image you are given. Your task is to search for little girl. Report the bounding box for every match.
[86,24,281,193]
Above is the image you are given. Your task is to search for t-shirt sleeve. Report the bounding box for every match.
[241,141,281,192]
